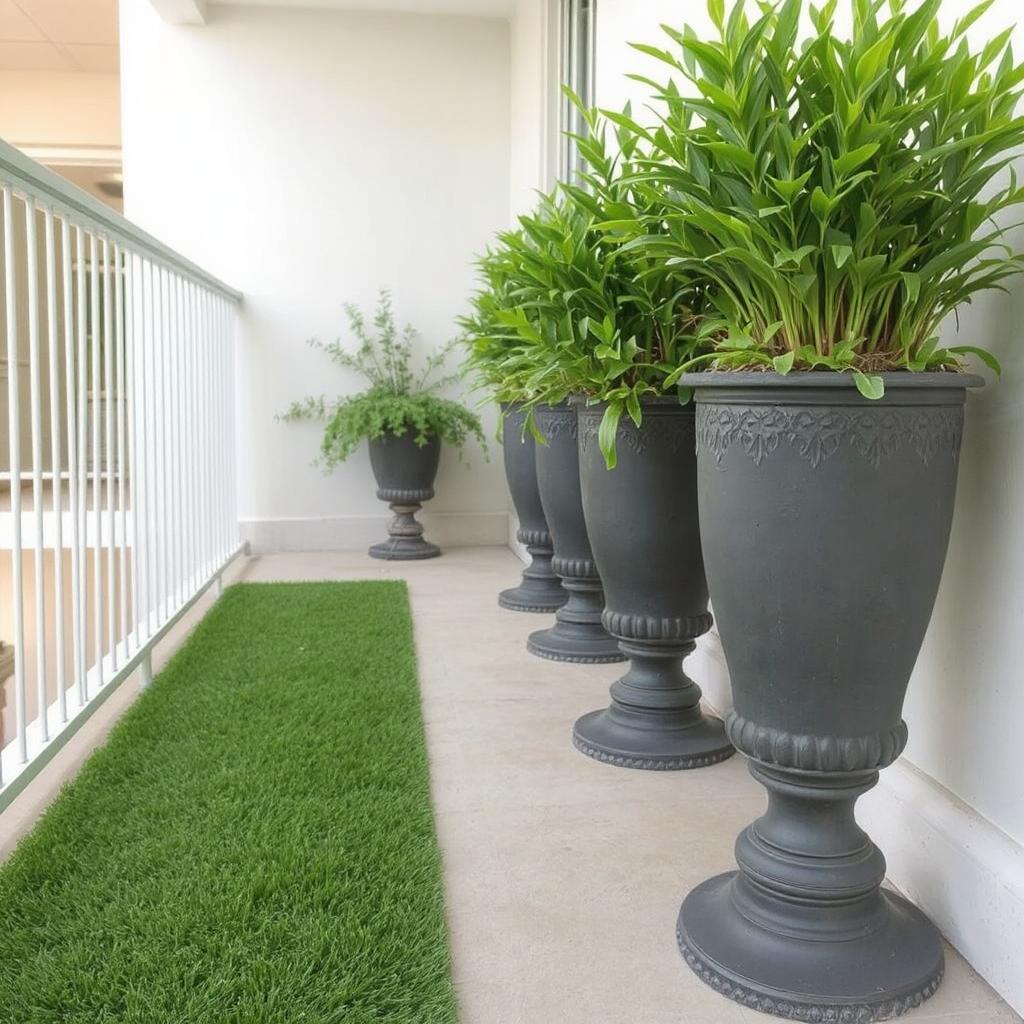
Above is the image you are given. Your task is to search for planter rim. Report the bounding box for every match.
[576,394,692,412]
[370,427,439,440]
[679,370,984,390]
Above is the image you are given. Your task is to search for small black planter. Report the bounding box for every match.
[367,430,441,560]
[676,371,981,1021]
[573,399,734,770]
[498,403,567,613]
[528,402,624,664]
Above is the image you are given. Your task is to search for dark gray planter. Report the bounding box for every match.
[498,402,568,613]
[675,371,981,1021]
[573,399,734,770]
[367,430,441,560]
[528,402,624,664]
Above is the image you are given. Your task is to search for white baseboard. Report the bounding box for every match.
[692,629,1024,1018]
[860,760,1024,1016]
[240,511,508,554]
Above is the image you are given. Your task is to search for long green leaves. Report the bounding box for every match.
[461,101,705,466]
[618,0,1024,395]
[464,0,1024,456]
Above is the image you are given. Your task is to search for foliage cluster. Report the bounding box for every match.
[618,0,1024,395]
[462,0,1024,462]
[461,113,705,463]
[283,292,484,470]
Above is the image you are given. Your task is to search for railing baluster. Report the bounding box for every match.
[75,227,88,705]
[3,185,27,765]
[126,252,141,655]
[104,239,116,671]
[186,280,197,594]
[158,265,170,619]
[26,200,48,743]
[62,218,83,715]
[44,207,67,726]
[90,233,102,690]
[173,275,184,607]
[145,259,158,634]
[116,244,128,659]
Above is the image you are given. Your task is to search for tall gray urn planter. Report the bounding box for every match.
[675,372,981,1021]
[528,402,624,664]
[498,402,568,613]
[367,430,441,560]
[573,399,734,770]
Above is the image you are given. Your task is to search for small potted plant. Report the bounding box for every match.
[617,0,1024,1016]
[282,291,484,560]
[460,245,567,613]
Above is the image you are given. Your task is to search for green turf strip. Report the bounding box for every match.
[0,581,457,1024]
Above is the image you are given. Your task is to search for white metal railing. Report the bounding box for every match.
[0,139,243,805]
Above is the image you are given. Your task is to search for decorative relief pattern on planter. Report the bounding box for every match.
[602,609,713,642]
[552,555,599,580]
[726,711,909,772]
[527,643,620,665]
[516,527,552,548]
[579,411,695,456]
[537,408,578,442]
[574,735,733,771]
[677,932,943,1022]
[376,487,435,503]
[697,405,963,468]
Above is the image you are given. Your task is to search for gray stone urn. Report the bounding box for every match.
[528,402,624,664]
[573,398,734,770]
[675,371,981,1021]
[498,402,567,613]
[367,430,441,560]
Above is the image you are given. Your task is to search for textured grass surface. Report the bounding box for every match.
[0,581,457,1024]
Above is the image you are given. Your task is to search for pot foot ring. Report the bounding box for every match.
[368,538,441,561]
[677,872,944,1022]
[572,709,735,771]
[498,580,568,614]
[527,625,625,664]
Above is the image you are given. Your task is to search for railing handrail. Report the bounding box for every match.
[0,137,242,304]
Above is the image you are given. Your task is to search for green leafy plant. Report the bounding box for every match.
[282,291,485,470]
[461,108,707,467]
[609,0,1024,397]
[459,235,535,406]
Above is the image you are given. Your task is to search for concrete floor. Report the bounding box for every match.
[241,548,1019,1024]
[1,546,1018,1023]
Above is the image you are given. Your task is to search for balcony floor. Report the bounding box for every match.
[238,548,1019,1024]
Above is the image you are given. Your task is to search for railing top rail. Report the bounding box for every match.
[0,137,242,304]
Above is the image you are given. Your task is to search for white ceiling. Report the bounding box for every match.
[0,0,118,72]
[212,0,513,17]
[0,0,510,74]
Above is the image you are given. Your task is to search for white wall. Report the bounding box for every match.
[119,0,511,550]
[593,0,1024,1011]
[509,0,554,218]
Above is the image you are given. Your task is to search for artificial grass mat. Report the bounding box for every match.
[0,581,457,1024]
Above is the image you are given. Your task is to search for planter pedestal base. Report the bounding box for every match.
[527,578,623,664]
[499,534,566,613]
[678,877,943,1021]
[368,501,440,561]
[573,641,733,770]
[677,762,944,1021]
